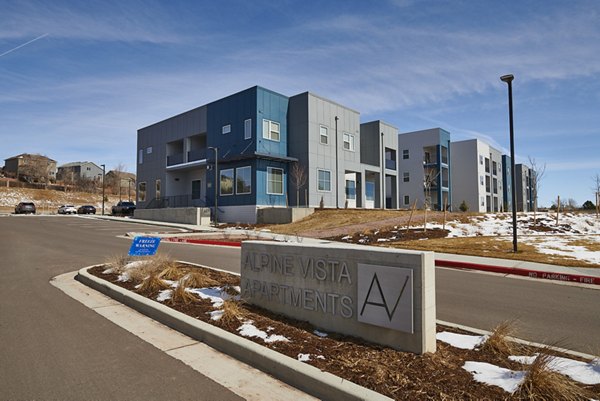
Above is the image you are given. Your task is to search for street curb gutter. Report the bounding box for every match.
[77,267,391,401]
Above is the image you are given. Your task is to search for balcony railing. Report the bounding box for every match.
[146,195,207,209]
[188,149,207,162]
[166,153,184,166]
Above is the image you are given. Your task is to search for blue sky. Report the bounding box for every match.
[1,0,599,207]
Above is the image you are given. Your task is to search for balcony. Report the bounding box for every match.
[167,153,184,166]
[188,149,207,162]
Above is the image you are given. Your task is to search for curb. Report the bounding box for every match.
[76,266,392,401]
[160,237,600,286]
[435,259,600,286]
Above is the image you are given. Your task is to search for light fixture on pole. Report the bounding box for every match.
[500,74,518,253]
[100,164,106,216]
[208,146,219,226]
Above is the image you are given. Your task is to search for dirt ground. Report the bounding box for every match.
[89,263,599,400]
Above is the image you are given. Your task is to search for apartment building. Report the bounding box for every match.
[450,139,504,213]
[515,163,534,212]
[137,86,398,223]
[397,128,451,211]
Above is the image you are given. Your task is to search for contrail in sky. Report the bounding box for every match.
[0,33,49,58]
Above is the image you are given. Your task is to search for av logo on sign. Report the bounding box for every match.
[357,263,413,333]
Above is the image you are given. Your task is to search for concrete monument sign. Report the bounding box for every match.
[241,241,436,354]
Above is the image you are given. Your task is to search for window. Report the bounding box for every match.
[86,167,90,171]
[138,149,143,164]
[244,119,252,140]
[319,126,328,145]
[343,133,355,151]
[485,176,491,192]
[481,196,485,206]
[345,180,356,200]
[493,178,498,194]
[485,158,490,173]
[404,195,410,205]
[479,155,483,165]
[222,124,231,134]
[480,175,484,186]
[366,182,375,201]
[138,182,146,202]
[155,180,161,199]
[493,161,497,175]
[267,167,283,194]
[317,169,331,191]
[192,180,201,200]
[146,146,153,154]
[220,168,234,196]
[236,166,251,194]
[262,119,280,141]
[403,172,409,182]
[403,149,409,159]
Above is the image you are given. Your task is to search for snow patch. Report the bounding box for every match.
[156,289,172,302]
[437,332,487,350]
[297,353,311,362]
[237,321,289,343]
[463,361,525,393]
[313,330,328,338]
[509,355,600,385]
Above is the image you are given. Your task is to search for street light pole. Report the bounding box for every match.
[100,164,106,216]
[501,74,518,253]
[335,116,339,208]
[381,132,385,209]
[208,146,218,226]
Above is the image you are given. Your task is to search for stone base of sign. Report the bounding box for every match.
[241,241,436,354]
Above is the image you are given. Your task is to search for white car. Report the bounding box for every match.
[58,205,77,215]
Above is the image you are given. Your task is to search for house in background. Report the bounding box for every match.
[57,161,103,182]
[501,155,513,212]
[450,139,504,213]
[3,153,57,183]
[397,128,451,211]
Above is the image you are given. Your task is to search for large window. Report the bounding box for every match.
[236,166,251,194]
[319,126,328,145]
[262,119,280,141]
[343,133,355,151]
[366,182,375,201]
[192,180,201,200]
[220,168,234,196]
[267,167,283,194]
[244,119,252,140]
[138,182,146,202]
[317,169,331,191]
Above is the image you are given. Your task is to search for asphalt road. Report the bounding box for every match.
[2,216,599,400]
[0,215,243,401]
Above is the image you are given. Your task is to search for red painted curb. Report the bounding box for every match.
[436,259,600,286]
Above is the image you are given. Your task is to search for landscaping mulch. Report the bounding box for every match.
[88,263,600,400]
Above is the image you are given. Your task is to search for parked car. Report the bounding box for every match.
[15,202,36,214]
[77,205,97,215]
[111,201,136,216]
[58,205,77,214]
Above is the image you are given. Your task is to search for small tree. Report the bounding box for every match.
[528,156,546,224]
[289,162,307,207]
[459,200,469,212]
[582,200,595,210]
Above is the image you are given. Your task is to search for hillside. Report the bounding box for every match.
[0,187,126,214]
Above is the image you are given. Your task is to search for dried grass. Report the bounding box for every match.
[480,320,520,357]
[158,260,185,281]
[169,279,197,304]
[515,350,591,400]
[138,273,170,293]
[182,272,218,289]
[105,254,131,274]
[218,299,249,326]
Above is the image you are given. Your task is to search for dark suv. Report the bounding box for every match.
[111,201,136,216]
[15,202,36,214]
